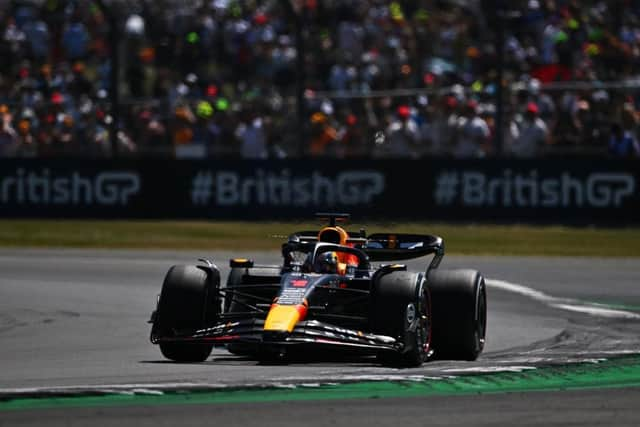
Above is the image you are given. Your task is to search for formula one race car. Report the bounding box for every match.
[149,213,487,367]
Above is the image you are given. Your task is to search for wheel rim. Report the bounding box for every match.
[416,282,431,358]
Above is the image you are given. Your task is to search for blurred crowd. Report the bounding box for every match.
[1,0,640,158]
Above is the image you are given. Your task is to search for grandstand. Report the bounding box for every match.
[1,0,639,158]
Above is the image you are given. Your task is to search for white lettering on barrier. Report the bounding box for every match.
[587,173,635,207]
[435,170,636,208]
[0,169,140,206]
[337,171,385,205]
[191,169,385,207]
[95,172,141,205]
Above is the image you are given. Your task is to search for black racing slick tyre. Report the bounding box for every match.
[371,271,431,367]
[156,265,218,362]
[427,269,487,361]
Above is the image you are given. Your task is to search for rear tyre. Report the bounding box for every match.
[428,269,487,361]
[156,265,218,362]
[371,271,431,367]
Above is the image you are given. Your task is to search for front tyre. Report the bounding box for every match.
[155,265,218,362]
[428,269,487,361]
[371,271,431,367]
[159,342,213,363]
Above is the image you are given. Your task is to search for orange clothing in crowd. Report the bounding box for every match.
[173,127,193,145]
[309,125,338,156]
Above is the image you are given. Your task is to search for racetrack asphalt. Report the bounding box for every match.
[0,249,639,425]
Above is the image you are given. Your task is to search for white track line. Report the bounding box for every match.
[0,383,216,395]
[486,279,640,320]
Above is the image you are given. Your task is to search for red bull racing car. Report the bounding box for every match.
[149,213,487,367]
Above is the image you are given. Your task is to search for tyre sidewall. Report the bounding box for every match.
[428,269,486,361]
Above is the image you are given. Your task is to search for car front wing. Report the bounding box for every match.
[153,318,399,352]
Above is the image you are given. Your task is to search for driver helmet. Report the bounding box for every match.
[314,251,339,274]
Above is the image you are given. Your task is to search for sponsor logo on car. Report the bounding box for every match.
[290,279,309,288]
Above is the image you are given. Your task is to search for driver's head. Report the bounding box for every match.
[314,251,339,274]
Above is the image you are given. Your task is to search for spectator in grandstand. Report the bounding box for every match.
[507,101,550,158]
[337,112,367,157]
[191,100,218,155]
[68,62,94,98]
[237,108,268,159]
[172,104,200,158]
[308,111,339,157]
[453,99,491,158]
[415,99,435,157]
[0,104,17,156]
[588,89,613,148]
[211,99,242,157]
[73,101,98,156]
[513,79,556,128]
[23,15,49,61]
[133,107,169,156]
[609,104,640,158]
[573,100,599,147]
[88,110,112,157]
[552,92,583,148]
[375,104,420,158]
[423,95,460,157]
[609,123,640,158]
[478,102,496,147]
[62,13,90,61]
[34,109,55,157]
[51,114,76,155]
[14,115,36,157]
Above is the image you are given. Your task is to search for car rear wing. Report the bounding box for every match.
[362,233,444,275]
[362,233,443,260]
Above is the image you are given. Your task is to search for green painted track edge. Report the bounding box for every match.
[2,355,640,411]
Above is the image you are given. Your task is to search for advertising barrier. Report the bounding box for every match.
[0,158,638,224]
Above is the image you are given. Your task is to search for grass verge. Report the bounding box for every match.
[0,220,638,257]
